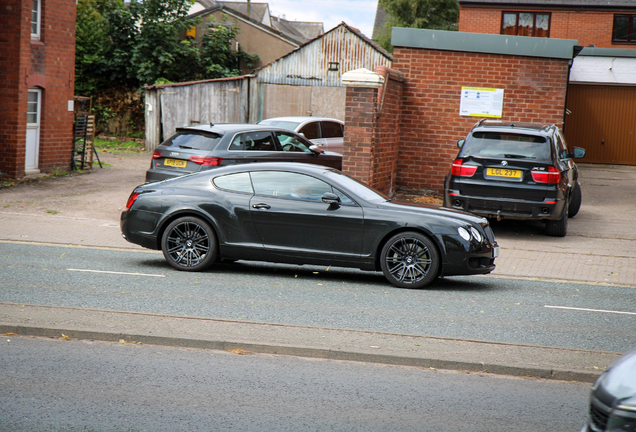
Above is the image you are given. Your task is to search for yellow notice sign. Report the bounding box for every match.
[459,87,504,118]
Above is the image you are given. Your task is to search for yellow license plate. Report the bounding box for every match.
[486,168,521,179]
[164,158,187,168]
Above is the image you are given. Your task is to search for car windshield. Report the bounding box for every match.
[258,120,301,130]
[323,171,389,203]
[163,132,222,151]
[462,132,551,161]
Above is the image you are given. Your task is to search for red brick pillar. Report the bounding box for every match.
[341,69,384,187]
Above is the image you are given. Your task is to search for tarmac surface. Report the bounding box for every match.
[1,150,635,383]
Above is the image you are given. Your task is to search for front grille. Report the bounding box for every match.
[590,403,609,431]
[481,223,496,244]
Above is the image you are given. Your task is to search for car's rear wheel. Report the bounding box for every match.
[568,182,582,218]
[546,203,568,237]
[161,216,217,271]
[380,232,439,289]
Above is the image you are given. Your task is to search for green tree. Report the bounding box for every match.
[376,0,459,52]
[102,0,201,86]
[75,0,110,96]
[199,16,259,79]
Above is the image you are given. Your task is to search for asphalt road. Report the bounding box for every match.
[0,335,590,432]
[2,242,635,353]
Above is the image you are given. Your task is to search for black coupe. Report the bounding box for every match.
[121,163,499,289]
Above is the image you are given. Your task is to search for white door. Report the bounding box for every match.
[25,88,41,174]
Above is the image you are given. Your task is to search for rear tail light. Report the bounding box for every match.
[125,192,140,210]
[451,159,477,177]
[189,156,223,166]
[531,166,560,184]
[152,151,162,159]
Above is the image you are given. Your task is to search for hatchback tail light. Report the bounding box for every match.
[531,166,560,184]
[451,159,477,177]
[125,192,140,210]
[152,151,162,159]
[189,156,223,166]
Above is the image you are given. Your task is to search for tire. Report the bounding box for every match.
[568,182,582,218]
[380,232,440,289]
[161,216,217,271]
[545,203,568,237]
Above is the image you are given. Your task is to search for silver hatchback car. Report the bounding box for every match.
[257,117,344,154]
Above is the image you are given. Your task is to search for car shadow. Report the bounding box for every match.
[132,257,504,292]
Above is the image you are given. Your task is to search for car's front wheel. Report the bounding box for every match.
[380,232,440,289]
[161,216,217,271]
[568,182,582,218]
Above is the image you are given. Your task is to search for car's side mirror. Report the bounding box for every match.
[563,147,586,159]
[458,139,465,148]
[309,145,324,154]
[572,147,586,159]
[322,192,340,207]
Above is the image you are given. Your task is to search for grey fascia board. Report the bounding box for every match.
[579,47,636,58]
[391,28,578,60]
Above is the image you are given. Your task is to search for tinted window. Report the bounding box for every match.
[275,132,312,153]
[462,132,550,161]
[299,122,321,140]
[229,131,278,151]
[250,171,332,201]
[322,122,343,138]
[163,132,222,151]
[213,173,254,193]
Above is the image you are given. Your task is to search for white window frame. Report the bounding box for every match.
[31,0,41,41]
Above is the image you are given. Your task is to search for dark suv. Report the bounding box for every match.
[443,120,586,237]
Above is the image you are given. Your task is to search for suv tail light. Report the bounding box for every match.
[451,159,477,177]
[531,166,560,184]
[189,156,223,166]
[125,192,140,210]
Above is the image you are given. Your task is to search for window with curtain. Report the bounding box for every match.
[501,12,550,38]
[613,15,636,43]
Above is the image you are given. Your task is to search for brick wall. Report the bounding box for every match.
[342,67,405,195]
[459,6,636,49]
[391,47,570,193]
[0,0,77,179]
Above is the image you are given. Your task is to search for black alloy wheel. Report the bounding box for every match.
[161,216,217,271]
[380,232,440,289]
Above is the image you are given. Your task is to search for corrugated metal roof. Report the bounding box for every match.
[255,23,393,87]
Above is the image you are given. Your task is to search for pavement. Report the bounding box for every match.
[1,151,636,383]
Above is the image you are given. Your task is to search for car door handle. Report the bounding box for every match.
[252,203,271,209]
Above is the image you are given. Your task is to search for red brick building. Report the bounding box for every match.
[458,0,636,49]
[0,0,77,179]
[342,29,577,194]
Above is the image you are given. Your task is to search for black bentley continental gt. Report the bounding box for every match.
[121,163,499,289]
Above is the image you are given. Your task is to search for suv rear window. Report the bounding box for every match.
[462,132,551,161]
[163,132,222,151]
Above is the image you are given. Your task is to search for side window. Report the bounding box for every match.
[554,131,569,158]
[230,131,278,151]
[321,122,343,138]
[332,188,355,205]
[275,132,312,153]
[31,0,41,40]
[299,122,321,140]
[213,173,254,193]
[250,171,332,200]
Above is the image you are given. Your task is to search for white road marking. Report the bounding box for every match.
[545,305,636,316]
[68,269,165,277]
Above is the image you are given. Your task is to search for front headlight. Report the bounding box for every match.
[458,226,483,243]
[458,227,471,241]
